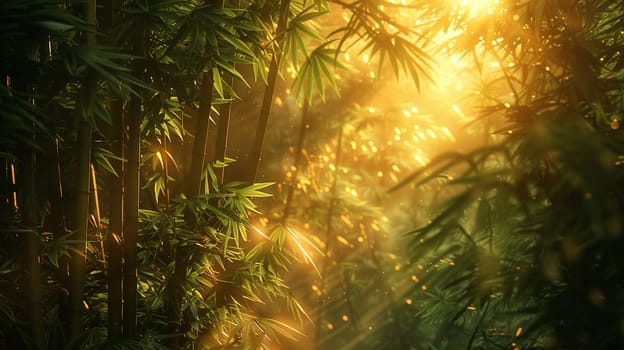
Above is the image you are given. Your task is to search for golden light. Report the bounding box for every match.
[457,0,501,16]
[336,235,350,246]
[278,4,509,343]
[452,104,465,118]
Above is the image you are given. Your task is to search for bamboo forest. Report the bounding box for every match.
[2,0,624,349]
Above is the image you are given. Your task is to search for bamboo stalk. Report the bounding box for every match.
[121,0,148,337]
[180,79,213,214]
[163,134,171,205]
[246,0,291,183]
[123,97,140,338]
[99,0,124,338]
[186,75,214,194]
[214,0,235,186]
[107,99,124,338]
[214,97,231,186]
[10,72,45,348]
[282,96,310,223]
[68,0,96,339]
[10,162,17,208]
[314,123,344,348]
[90,164,105,262]
[68,103,93,340]
[23,135,44,349]
[166,70,215,350]
[371,117,409,348]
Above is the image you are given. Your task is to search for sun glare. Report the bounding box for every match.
[458,0,500,16]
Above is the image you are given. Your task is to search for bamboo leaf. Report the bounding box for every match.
[212,67,224,99]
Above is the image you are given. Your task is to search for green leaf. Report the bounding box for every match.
[212,67,224,99]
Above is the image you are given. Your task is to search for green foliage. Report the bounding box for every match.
[292,42,346,103]
[0,0,313,348]
[6,0,624,349]
[126,179,308,348]
[394,1,624,349]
